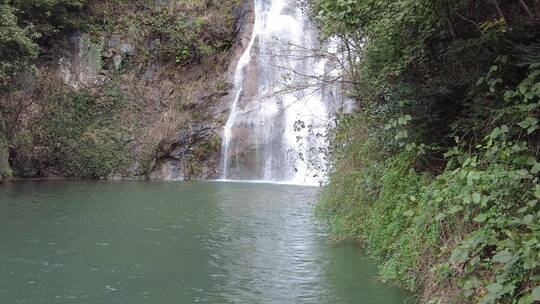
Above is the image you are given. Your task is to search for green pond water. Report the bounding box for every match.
[0,181,411,303]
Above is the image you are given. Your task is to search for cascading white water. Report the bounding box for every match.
[221,0,341,186]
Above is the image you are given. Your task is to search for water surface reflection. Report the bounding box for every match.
[0,181,409,303]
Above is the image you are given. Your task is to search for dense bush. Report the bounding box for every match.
[11,76,128,178]
[147,1,236,65]
[0,3,39,88]
[10,0,86,38]
[0,0,87,88]
[313,0,540,303]
[86,0,237,66]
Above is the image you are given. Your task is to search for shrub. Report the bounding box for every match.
[313,0,540,302]
[11,75,128,178]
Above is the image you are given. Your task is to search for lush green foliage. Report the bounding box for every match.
[0,0,237,86]
[147,3,235,65]
[10,0,86,37]
[10,77,128,178]
[0,0,87,87]
[87,0,237,66]
[0,3,39,88]
[314,0,540,303]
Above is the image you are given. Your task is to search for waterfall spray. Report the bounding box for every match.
[221,0,340,186]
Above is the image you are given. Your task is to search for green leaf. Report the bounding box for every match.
[517,293,534,304]
[489,127,502,139]
[472,192,481,204]
[435,213,445,221]
[474,213,488,223]
[492,250,513,264]
[523,214,534,225]
[533,286,540,301]
[476,77,485,86]
[448,205,463,214]
[397,115,411,125]
[395,130,408,140]
[450,247,469,263]
[517,117,538,134]
[531,63,540,69]
[487,282,503,293]
[531,163,540,174]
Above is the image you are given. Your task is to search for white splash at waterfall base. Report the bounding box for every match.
[221,0,342,186]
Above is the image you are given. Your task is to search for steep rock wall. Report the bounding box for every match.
[1,0,252,181]
[148,0,256,180]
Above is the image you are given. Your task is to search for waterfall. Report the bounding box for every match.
[221,0,340,186]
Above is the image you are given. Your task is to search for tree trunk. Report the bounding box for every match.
[447,16,457,40]
[0,112,12,182]
[469,0,477,20]
[518,0,534,18]
[490,0,505,20]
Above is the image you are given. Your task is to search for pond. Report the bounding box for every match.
[0,181,411,303]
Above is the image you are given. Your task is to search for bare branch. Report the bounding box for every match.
[454,9,480,32]
[518,0,534,19]
[490,0,505,21]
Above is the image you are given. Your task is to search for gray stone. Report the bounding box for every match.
[113,54,123,71]
[142,65,158,82]
[59,33,105,88]
[108,34,123,48]
[145,39,161,53]
[155,0,171,7]
[103,49,114,58]
[149,159,185,181]
[120,43,135,56]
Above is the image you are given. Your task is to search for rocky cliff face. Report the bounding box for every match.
[148,0,256,181]
[1,0,253,181]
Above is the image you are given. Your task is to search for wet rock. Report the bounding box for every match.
[120,43,135,56]
[155,0,171,6]
[145,39,160,53]
[149,159,184,181]
[281,1,297,16]
[103,49,114,59]
[58,32,105,88]
[196,90,229,104]
[161,80,174,97]
[149,121,221,180]
[233,0,254,36]
[108,34,123,48]
[106,174,146,181]
[142,65,158,82]
[113,54,123,71]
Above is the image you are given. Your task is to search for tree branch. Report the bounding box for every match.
[518,0,534,19]
[490,0,505,21]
